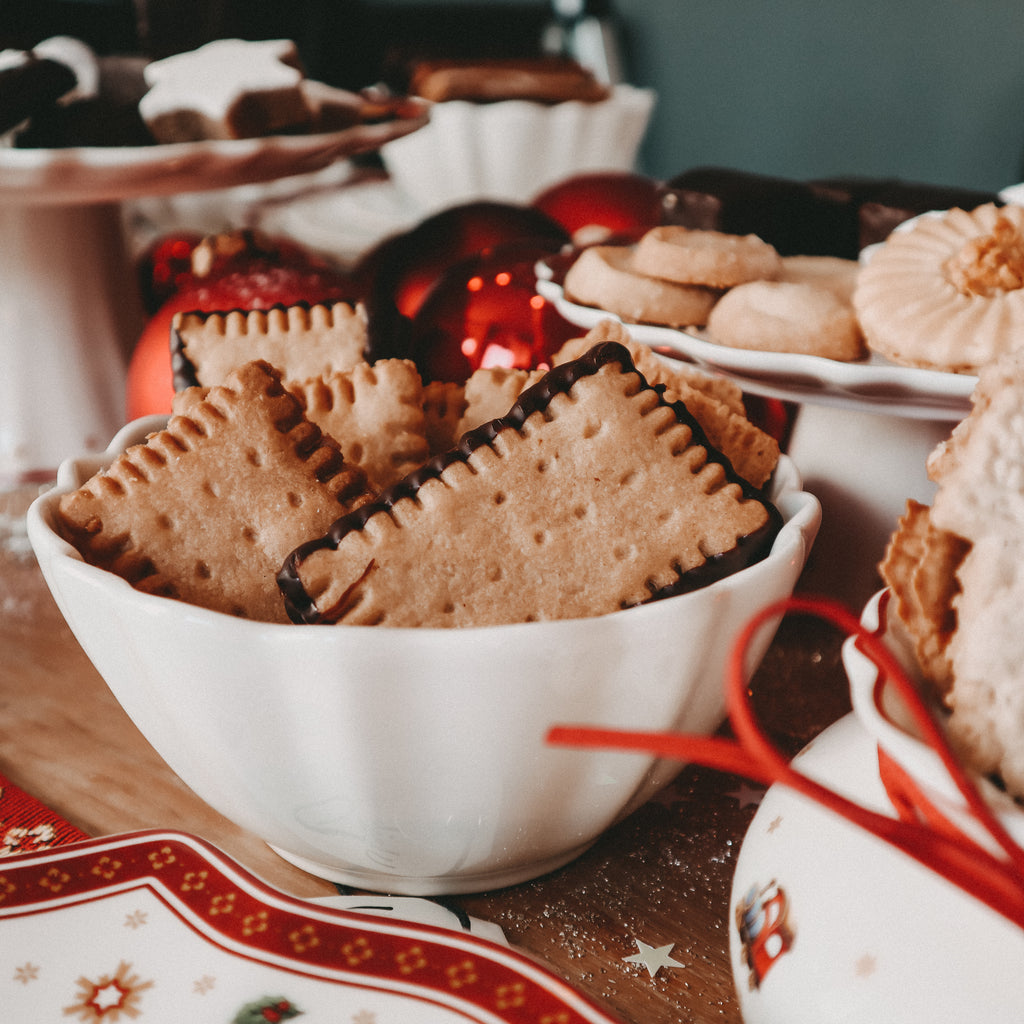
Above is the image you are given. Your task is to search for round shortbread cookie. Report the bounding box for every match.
[706,280,866,361]
[631,225,782,288]
[853,203,1024,373]
[778,254,860,303]
[563,244,720,328]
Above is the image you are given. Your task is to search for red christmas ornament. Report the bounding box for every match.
[136,231,204,314]
[354,201,570,363]
[532,171,663,244]
[411,240,580,383]
[126,233,355,420]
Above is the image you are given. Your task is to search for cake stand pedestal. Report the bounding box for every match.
[0,201,140,484]
[786,403,953,609]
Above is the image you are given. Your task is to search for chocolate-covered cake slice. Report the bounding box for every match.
[660,166,858,258]
[279,325,782,628]
[660,166,1004,260]
[852,181,1002,250]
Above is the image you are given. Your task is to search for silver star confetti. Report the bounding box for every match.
[623,939,686,978]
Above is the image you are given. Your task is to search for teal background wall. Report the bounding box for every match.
[376,0,1024,192]
[612,0,1024,191]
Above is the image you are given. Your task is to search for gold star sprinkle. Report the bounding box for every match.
[727,783,765,809]
[14,962,39,984]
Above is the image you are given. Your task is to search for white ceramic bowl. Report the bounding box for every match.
[28,417,818,895]
[379,84,656,215]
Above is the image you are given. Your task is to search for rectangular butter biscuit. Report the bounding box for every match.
[455,366,547,439]
[422,368,551,456]
[172,301,368,392]
[421,379,467,456]
[554,327,747,415]
[58,360,372,623]
[555,324,779,487]
[290,358,430,491]
[278,335,782,628]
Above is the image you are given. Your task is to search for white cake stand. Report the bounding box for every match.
[0,116,428,488]
[537,280,974,609]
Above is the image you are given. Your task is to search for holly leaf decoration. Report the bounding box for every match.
[231,996,303,1023]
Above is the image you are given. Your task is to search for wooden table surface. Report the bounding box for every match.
[0,504,856,1024]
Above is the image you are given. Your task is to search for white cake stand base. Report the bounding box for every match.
[0,201,140,484]
[787,403,953,609]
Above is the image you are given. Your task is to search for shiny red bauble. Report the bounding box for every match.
[136,231,204,314]
[126,244,355,420]
[411,240,580,383]
[532,171,663,243]
[355,201,570,318]
[355,201,571,365]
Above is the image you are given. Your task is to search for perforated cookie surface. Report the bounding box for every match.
[172,302,368,391]
[290,359,430,492]
[58,360,371,623]
[280,332,781,627]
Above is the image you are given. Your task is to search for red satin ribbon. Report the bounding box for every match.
[547,594,1024,931]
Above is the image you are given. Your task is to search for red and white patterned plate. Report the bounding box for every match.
[0,829,623,1023]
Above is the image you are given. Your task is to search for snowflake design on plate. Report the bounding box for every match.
[14,962,39,984]
[194,974,216,995]
[64,960,154,1021]
[123,909,147,929]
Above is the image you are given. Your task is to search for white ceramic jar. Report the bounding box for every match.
[730,591,1024,1022]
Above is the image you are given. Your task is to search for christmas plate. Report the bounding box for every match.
[0,829,622,1023]
[534,275,974,421]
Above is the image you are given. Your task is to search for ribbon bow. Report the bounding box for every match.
[547,594,1024,931]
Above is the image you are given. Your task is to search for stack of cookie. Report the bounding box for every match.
[169,303,779,491]
[881,349,1024,798]
[563,224,866,362]
[56,315,783,627]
